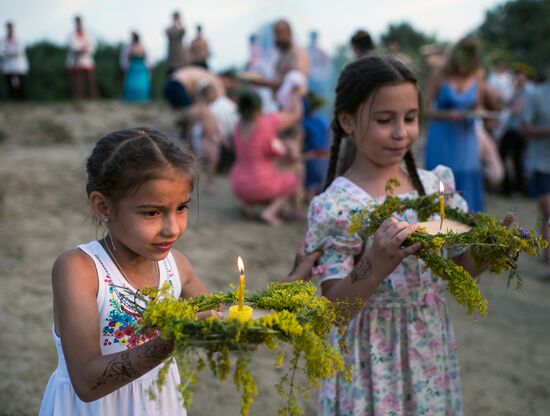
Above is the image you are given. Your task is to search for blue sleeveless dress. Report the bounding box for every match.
[425,81,484,212]
[123,56,151,103]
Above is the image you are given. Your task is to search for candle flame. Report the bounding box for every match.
[439,181,444,194]
[237,256,245,274]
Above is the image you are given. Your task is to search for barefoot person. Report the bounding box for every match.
[230,88,303,226]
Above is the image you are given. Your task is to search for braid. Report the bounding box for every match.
[404,150,426,196]
[324,120,345,190]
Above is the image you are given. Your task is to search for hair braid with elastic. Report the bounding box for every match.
[323,120,345,190]
[404,150,426,196]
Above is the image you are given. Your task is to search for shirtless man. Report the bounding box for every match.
[246,20,308,96]
[163,66,223,151]
[164,66,237,192]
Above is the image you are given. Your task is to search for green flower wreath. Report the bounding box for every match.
[123,281,359,416]
[348,179,548,316]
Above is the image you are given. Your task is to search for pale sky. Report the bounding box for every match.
[2,0,505,70]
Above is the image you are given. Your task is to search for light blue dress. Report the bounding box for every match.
[425,81,484,212]
[123,55,151,103]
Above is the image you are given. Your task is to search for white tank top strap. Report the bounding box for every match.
[78,240,114,311]
[160,251,182,298]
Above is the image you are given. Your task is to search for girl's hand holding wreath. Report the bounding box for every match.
[363,217,422,283]
[348,178,548,316]
[284,241,322,282]
[195,310,223,320]
[449,212,516,277]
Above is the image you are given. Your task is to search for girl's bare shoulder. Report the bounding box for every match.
[170,248,209,297]
[52,248,98,291]
[169,249,195,280]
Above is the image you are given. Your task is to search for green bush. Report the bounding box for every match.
[1,40,127,101]
[26,41,69,100]
[151,59,168,99]
[94,41,124,99]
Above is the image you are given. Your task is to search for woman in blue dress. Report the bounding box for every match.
[120,32,151,103]
[424,36,496,212]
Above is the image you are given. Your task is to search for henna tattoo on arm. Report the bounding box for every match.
[91,351,138,391]
[136,338,173,364]
[350,257,373,283]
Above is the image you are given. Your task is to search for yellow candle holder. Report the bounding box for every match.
[228,305,253,322]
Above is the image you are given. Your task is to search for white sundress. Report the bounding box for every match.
[39,240,187,416]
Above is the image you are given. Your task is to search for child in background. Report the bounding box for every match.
[302,92,330,202]
[39,127,219,415]
[288,55,489,415]
[191,82,223,193]
[277,125,306,219]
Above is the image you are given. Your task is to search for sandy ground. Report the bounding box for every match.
[0,101,549,416]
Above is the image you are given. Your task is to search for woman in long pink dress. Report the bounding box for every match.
[230,88,303,226]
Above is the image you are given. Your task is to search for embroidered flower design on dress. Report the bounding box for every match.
[95,255,174,349]
[101,274,159,348]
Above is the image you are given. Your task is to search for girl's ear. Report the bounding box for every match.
[337,112,354,137]
[89,191,112,221]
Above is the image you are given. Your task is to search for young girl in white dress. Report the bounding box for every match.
[39,127,219,415]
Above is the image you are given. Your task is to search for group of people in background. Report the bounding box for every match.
[162,17,331,226]
[1,12,549,260]
[420,36,550,264]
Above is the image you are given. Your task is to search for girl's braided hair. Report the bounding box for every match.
[325,54,425,196]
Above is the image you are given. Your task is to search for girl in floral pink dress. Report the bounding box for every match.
[289,55,486,415]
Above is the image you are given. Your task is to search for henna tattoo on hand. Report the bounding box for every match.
[91,351,138,391]
[350,258,373,283]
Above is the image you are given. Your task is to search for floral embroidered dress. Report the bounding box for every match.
[39,240,186,416]
[305,166,466,416]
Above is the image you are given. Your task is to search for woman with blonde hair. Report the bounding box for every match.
[424,36,500,212]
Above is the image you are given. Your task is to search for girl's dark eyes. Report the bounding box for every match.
[141,204,189,216]
[376,116,417,124]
